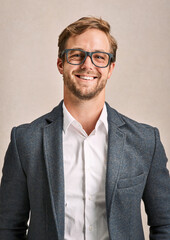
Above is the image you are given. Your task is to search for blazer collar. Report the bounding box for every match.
[105,102,125,127]
[45,100,64,124]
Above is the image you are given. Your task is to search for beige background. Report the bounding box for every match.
[0,0,169,238]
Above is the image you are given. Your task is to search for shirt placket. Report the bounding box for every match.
[83,137,96,240]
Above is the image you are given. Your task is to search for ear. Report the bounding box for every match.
[57,58,64,74]
[107,62,115,79]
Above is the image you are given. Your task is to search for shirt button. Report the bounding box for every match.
[89,225,93,232]
[89,196,92,201]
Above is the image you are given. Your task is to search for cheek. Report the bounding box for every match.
[65,65,79,74]
[99,69,109,78]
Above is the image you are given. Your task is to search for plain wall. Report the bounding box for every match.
[0,0,169,238]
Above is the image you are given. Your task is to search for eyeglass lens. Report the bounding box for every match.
[67,50,110,67]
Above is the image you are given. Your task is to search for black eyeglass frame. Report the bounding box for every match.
[61,48,114,68]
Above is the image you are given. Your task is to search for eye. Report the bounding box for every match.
[69,53,79,58]
[95,55,105,60]
[93,53,108,62]
[69,51,84,59]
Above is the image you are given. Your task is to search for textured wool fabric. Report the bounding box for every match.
[0,101,170,240]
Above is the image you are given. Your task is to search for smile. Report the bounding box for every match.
[76,75,97,80]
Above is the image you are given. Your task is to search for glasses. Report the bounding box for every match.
[62,49,114,68]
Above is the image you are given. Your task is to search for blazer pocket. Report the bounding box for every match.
[117,173,145,189]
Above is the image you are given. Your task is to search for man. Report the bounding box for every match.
[0,17,170,240]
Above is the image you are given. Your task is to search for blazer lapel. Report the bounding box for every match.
[43,102,65,240]
[105,103,126,220]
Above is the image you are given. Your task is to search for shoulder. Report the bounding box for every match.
[11,101,63,141]
[106,102,155,129]
[106,103,163,160]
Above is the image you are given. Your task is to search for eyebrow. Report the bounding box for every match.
[70,47,108,53]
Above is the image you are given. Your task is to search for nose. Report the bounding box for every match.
[80,55,93,69]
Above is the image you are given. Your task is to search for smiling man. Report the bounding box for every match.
[57,26,115,135]
[0,17,170,240]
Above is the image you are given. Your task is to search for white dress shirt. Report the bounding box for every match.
[63,103,109,240]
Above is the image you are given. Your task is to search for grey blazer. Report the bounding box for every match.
[0,101,170,240]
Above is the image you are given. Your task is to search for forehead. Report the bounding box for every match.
[66,29,110,52]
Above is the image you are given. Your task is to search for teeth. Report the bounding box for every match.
[79,76,95,80]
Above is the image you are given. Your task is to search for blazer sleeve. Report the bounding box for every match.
[142,128,170,240]
[0,127,30,240]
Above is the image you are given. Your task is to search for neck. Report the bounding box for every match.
[64,92,105,135]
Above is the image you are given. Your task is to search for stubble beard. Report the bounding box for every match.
[63,73,107,100]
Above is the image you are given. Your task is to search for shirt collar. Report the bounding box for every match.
[63,103,75,133]
[63,102,108,134]
[96,103,108,132]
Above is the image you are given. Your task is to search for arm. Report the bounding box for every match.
[0,127,30,240]
[143,128,170,240]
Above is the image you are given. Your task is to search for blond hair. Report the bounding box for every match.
[58,17,117,62]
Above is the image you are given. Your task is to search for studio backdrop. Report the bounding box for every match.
[0,0,169,238]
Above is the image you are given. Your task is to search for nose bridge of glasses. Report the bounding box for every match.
[83,51,93,64]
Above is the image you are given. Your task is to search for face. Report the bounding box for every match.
[57,29,115,101]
